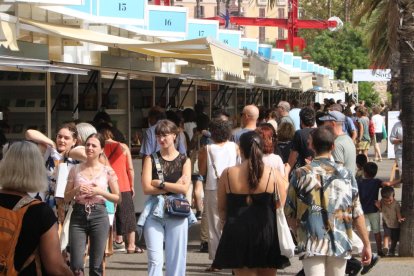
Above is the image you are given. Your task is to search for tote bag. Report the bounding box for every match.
[273,169,296,258]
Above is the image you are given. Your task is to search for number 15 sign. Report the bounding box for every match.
[62,0,146,25]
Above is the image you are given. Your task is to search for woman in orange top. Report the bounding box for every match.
[99,124,143,254]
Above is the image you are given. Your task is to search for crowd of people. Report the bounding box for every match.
[0,98,404,276]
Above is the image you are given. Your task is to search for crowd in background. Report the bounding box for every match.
[0,96,404,276]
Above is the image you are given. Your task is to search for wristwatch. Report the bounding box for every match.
[158,180,165,189]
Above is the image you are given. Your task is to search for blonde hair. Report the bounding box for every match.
[0,141,47,193]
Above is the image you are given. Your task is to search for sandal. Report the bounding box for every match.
[127,246,144,254]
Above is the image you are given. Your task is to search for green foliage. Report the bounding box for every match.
[358,82,380,108]
[304,24,370,82]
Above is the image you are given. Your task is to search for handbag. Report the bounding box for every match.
[165,195,191,217]
[59,203,73,251]
[152,153,191,217]
[273,169,296,258]
[382,123,388,140]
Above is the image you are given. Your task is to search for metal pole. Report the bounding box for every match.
[45,72,52,137]
[127,76,131,147]
[73,74,79,120]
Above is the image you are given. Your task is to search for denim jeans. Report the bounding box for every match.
[144,214,188,276]
[69,203,109,276]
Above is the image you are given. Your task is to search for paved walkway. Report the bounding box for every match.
[103,144,414,275]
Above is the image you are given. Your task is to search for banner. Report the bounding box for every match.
[352,69,391,82]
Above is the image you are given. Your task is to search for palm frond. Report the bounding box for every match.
[352,0,384,25]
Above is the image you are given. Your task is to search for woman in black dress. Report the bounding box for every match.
[213,131,290,276]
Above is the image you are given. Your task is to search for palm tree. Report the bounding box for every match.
[397,0,414,256]
[351,0,414,256]
[353,0,400,109]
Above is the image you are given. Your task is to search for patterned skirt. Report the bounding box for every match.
[115,191,136,235]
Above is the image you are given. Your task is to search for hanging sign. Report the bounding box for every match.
[240,38,258,53]
[187,19,218,39]
[301,59,309,71]
[97,0,146,24]
[283,52,293,66]
[271,48,284,62]
[258,44,272,59]
[147,5,187,38]
[292,56,301,69]
[42,0,145,25]
[218,29,241,49]
[5,0,82,4]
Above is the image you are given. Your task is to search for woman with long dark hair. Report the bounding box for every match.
[213,131,290,275]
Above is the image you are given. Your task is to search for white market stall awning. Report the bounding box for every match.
[17,18,245,78]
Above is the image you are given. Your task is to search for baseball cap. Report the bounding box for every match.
[319,111,346,122]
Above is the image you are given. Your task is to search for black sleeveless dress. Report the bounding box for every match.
[212,172,290,269]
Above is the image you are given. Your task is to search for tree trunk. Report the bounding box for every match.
[196,0,201,18]
[398,0,414,257]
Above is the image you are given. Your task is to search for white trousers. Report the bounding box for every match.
[204,190,221,260]
[302,256,347,276]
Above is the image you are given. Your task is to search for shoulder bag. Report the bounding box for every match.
[152,153,191,217]
[273,169,296,258]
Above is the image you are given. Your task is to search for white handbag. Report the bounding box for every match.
[59,203,73,251]
[273,169,296,258]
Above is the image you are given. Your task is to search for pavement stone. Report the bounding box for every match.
[102,142,414,275]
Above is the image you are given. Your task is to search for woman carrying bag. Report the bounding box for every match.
[141,119,191,276]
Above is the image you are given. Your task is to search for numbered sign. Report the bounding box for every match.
[15,0,83,4]
[301,59,309,71]
[53,0,145,24]
[66,0,93,14]
[308,61,315,72]
[271,49,284,62]
[292,56,302,69]
[187,19,218,39]
[97,0,145,23]
[240,38,258,53]
[147,5,187,38]
[218,30,241,49]
[258,44,272,59]
[283,52,293,67]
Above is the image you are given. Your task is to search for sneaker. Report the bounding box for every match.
[113,241,126,252]
[382,247,389,257]
[361,254,379,275]
[199,241,208,253]
[195,211,202,220]
[346,257,362,276]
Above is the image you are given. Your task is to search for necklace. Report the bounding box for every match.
[85,165,101,179]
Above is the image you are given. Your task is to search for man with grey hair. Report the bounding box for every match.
[320,110,357,175]
[232,104,259,144]
[330,103,357,142]
[277,101,295,127]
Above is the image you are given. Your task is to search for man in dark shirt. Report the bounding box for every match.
[287,107,315,175]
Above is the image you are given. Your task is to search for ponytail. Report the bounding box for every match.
[240,131,264,191]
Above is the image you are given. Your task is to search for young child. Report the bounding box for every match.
[356,154,368,181]
[357,162,400,256]
[376,186,405,256]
